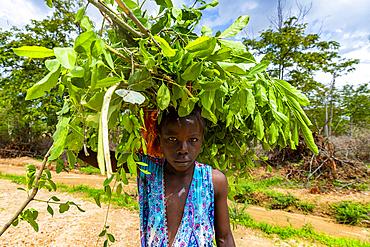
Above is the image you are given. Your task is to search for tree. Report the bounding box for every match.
[0,0,82,143]
[321,57,359,136]
[242,0,359,135]
[339,83,370,136]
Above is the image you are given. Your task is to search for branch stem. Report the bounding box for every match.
[88,0,142,38]
[0,146,52,236]
[114,0,161,49]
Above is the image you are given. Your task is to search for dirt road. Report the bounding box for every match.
[0,157,368,246]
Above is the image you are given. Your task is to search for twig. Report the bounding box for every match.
[99,12,107,37]
[70,97,89,157]
[104,44,131,64]
[309,154,314,174]
[140,0,147,10]
[158,28,187,45]
[339,181,356,190]
[130,52,135,76]
[88,0,142,38]
[306,157,329,184]
[114,0,161,49]
[0,146,52,236]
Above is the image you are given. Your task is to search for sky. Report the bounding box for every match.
[1,0,369,88]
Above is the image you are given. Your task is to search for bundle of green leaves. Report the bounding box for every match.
[13,0,318,188]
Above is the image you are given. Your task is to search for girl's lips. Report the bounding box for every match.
[174,160,190,165]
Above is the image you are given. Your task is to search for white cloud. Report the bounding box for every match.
[0,0,53,29]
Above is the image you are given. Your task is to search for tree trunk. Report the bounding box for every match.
[329,74,336,136]
[350,117,353,137]
[324,101,328,137]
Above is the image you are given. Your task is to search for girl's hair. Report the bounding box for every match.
[141,105,206,158]
[160,105,206,136]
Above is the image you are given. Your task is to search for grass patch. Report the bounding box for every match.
[0,172,27,184]
[231,210,370,247]
[332,201,370,226]
[78,166,101,174]
[0,171,138,210]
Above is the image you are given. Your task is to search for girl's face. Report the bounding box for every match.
[159,115,203,173]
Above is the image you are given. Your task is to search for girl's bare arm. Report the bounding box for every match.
[213,169,236,246]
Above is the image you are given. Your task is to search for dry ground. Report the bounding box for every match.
[0,157,369,246]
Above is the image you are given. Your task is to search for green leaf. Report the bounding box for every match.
[50,196,61,202]
[268,122,278,145]
[154,36,176,57]
[75,7,86,23]
[103,175,114,186]
[12,218,19,227]
[219,39,246,54]
[47,178,57,191]
[66,150,75,170]
[208,47,231,62]
[286,94,312,126]
[201,107,217,124]
[181,62,203,81]
[245,89,255,115]
[100,39,115,70]
[49,127,68,161]
[185,36,215,53]
[201,26,213,36]
[299,122,318,154]
[274,79,310,106]
[94,194,102,208]
[254,111,264,140]
[122,0,139,9]
[172,7,182,22]
[55,157,65,173]
[115,89,146,104]
[105,185,112,197]
[127,153,137,176]
[157,83,171,110]
[107,233,115,243]
[218,62,246,75]
[45,59,59,71]
[116,183,122,195]
[84,92,104,110]
[74,31,96,55]
[96,77,121,88]
[67,66,85,78]
[47,205,54,217]
[54,47,76,70]
[26,64,61,100]
[80,16,92,32]
[13,46,55,58]
[46,0,53,8]
[199,78,223,91]
[219,15,249,38]
[249,60,270,75]
[59,204,70,213]
[200,91,214,111]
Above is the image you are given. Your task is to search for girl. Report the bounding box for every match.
[79,107,235,246]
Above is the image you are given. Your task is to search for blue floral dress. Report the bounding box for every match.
[138,154,214,247]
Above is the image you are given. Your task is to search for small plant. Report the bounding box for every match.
[79,166,101,174]
[332,201,370,226]
[298,202,315,213]
[267,191,299,210]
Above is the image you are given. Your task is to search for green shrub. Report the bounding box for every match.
[332,201,370,226]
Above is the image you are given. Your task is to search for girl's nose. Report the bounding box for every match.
[177,141,189,154]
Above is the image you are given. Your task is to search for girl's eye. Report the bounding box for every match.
[189,138,198,142]
[168,137,177,141]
